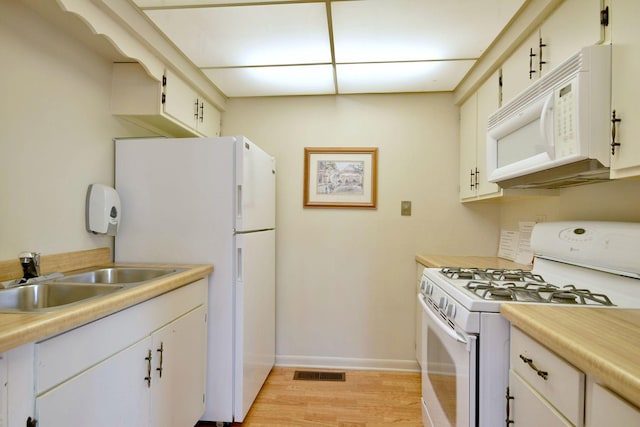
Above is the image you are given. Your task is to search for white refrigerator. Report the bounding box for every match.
[114,136,275,423]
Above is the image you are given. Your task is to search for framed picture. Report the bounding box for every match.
[303,147,378,209]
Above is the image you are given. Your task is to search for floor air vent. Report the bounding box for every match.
[293,370,346,382]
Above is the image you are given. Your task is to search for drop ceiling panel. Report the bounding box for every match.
[203,65,335,97]
[135,0,527,97]
[144,3,331,67]
[337,60,475,94]
[136,0,303,6]
[332,0,525,63]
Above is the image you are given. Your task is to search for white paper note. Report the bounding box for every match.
[498,229,519,260]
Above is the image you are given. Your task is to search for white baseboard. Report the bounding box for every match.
[275,355,420,373]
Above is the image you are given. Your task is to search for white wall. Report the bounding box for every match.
[0,1,149,260]
[222,94,501,370]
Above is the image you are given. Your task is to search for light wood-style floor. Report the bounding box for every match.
[198,367,422,426]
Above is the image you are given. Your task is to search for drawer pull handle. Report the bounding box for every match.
[519,354,548,380]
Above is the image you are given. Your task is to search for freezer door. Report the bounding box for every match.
[234,230,275,422]
[235,137,276,232]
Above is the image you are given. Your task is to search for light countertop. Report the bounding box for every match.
[0,249,212,353]
[501,304,640,408]
[416,254,531,270]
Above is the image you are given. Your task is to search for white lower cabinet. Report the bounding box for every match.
[507,327,584,426]
[587,379,640,426]
[150,306,207,427]
[5,278,208,427]
[509,370,572,426]
[36,337,151,426]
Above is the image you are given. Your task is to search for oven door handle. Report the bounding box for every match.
[419,293,468,345]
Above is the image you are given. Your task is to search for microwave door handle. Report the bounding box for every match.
[539,93,555,159]
[419,294,467,345]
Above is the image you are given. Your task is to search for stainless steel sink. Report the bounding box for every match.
[0,283,123,313]
[59,267,180,285]
[0,267,185,313]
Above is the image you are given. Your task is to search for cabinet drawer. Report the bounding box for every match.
[510,327,585,426]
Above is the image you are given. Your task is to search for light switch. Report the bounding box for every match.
[401,201,412,216]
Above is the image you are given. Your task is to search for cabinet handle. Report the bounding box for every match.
[26,417,37,427]
[470,169,475,190]
[611,110,622,155]
[144,349,152,388]
[519,354,548,380]
[505,386,514,426]
[199,101,204,123]
[194,99,200,120]
[156,342,164,378]
[528,48,537,79]
[538,37,547,72]
[474,167,479,189]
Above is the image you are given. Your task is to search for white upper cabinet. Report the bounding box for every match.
[501,0,603,105]
[609,0,640,178]
[459,71,502,202]
[111,63,221,137]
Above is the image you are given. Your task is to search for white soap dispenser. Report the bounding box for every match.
[86,184,121,236]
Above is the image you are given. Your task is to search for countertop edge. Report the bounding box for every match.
[415,254,531,270]
[0,262,213,353]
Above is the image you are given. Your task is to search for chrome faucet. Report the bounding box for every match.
[19,251,41,282]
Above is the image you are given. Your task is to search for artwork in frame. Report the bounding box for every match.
[303,147,378,209]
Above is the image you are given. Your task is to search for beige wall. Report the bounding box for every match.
[0,1,149,261]
[499,179,640,229]
[221,94,501,370]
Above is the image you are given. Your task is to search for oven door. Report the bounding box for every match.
[419,293,477,427]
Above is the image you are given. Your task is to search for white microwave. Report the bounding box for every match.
[486,45,611,189]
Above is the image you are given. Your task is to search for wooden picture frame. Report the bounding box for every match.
[303,147,378,209]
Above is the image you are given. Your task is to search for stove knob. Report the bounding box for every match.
[426,283,434,295]
[446,304,456,318]
[438,297,447,310]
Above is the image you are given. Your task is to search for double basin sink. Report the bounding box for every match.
[0,267,184,313]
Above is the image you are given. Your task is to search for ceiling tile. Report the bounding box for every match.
[336,60,475,94]
[135,0,302,6]
[331,0,525,63]
[203,65,336,97]
[144,3,331,67]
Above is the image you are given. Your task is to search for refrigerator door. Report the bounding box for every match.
[234,229,276,422]
[235,136,276,232]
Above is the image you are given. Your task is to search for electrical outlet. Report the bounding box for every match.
[401,201,412,216]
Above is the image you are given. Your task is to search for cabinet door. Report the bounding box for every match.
[150,305,207,427]
[196,97,221,137]
[35,337,151,427]
[610,0,640,178]
[508,370,573,427]
[588,382,640,426]
[163,69,198,130]
[459,93,478,200]
[539,0,602,77]
[475,71,502,198]
[501,31,539,104]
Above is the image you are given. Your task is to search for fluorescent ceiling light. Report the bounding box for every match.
[203,65,335,97]
[336,61,475,94]
[144,3,331,67]
[332,0,525,62]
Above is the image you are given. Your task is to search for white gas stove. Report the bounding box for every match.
[417,221,640,427]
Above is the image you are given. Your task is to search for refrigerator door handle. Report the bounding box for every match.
[237,247,243,282]
[237,185,243,220]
